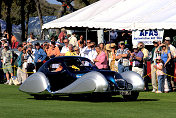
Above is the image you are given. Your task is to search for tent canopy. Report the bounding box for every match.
[42,0,176,30]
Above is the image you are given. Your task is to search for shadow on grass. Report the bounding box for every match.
[27,96,159,102]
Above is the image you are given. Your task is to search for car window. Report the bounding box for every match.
[48,63,63,72]
[64,58,97,73]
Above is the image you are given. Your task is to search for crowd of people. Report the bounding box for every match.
[0,28,176,93]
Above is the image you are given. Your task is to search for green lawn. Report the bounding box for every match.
[0,84,176,118]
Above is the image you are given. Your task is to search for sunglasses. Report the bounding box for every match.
[64,42,68,43]
[87,42,91,43]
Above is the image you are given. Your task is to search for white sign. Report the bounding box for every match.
[132,29,164,45]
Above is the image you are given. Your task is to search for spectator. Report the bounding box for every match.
[1,38,7,48]
[87,42,97,62]
[137,42,149,91]
[150,40,161,92]
[27,32,37,43]
[43,43,50,53]
[109,43,118,72]
[34,42,47,71]
[115,41,130,73]
[159,43,171,92]
[0,41,4,83]
[129,45,144,77]
[99,43,108,61]
[58,28,66,43]
[65,44,77,56]
[81,40,92,58]
[22,41,27,48]
[79,43,86,57]
[165,37,176,91]
[110,30,118,43]
[26,46,35,77]
[1,43,14,84]
[60,39,69,55]
[94,47,108,70]
[69,32,78,47]
[78,35,86,47]
[11,34,18,49]
[74,47,80,56]
[16,44,26,85]
[47,41,60,58]
[154,56,165,93]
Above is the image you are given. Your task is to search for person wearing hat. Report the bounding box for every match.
[115,41,130,73]
[109,43,118,72]
[150,40,161,92]
[164,37,176,91]
[47,41,60,58]
[129,45,144,77]
[34,42,47,71]
[1,43,14,84]
[138,42,149,91]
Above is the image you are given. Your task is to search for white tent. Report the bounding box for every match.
[42,0,176,30]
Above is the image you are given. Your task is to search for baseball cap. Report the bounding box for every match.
[110,43,116,48]
[119,41,125,45]
[165,37,170,41]
[153,39,158,43]
[4,43,8,47]
[133,45,138,49]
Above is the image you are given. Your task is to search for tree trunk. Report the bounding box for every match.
[0,0,2,34]
[21,0,26,42]
[5,0,13,45]
[34,0,44,40]
[25,1,30,40]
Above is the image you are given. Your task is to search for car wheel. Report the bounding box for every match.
[122,91,139,101]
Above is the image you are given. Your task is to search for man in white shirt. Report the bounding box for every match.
[69,32,78,47]
[81,40,92,58]
[60,39,69,56]
[82,41,97,62]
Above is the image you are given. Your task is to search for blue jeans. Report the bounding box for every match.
[118,63,129,74]
[158,75,164,92]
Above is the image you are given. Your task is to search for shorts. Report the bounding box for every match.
[2,63,13,74]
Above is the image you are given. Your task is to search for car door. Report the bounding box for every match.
[44,61,76,92]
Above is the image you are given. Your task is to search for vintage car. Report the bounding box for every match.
[19,56,144,101]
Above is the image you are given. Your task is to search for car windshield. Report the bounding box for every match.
[63,58,97,73]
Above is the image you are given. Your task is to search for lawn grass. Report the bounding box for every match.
[0,84,176,118]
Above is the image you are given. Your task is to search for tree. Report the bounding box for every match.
[4,0,13,45]
[34,0,44,39]
[21,0,26,42]
[0,0,2,34]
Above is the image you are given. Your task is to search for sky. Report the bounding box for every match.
[46,0,61,5]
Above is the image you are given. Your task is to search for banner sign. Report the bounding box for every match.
[132,29,164,45]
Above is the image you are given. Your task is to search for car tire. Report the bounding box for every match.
[122,91,139,101]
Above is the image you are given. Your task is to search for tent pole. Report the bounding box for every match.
[109,30,111,42]
[86,28,88,43]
